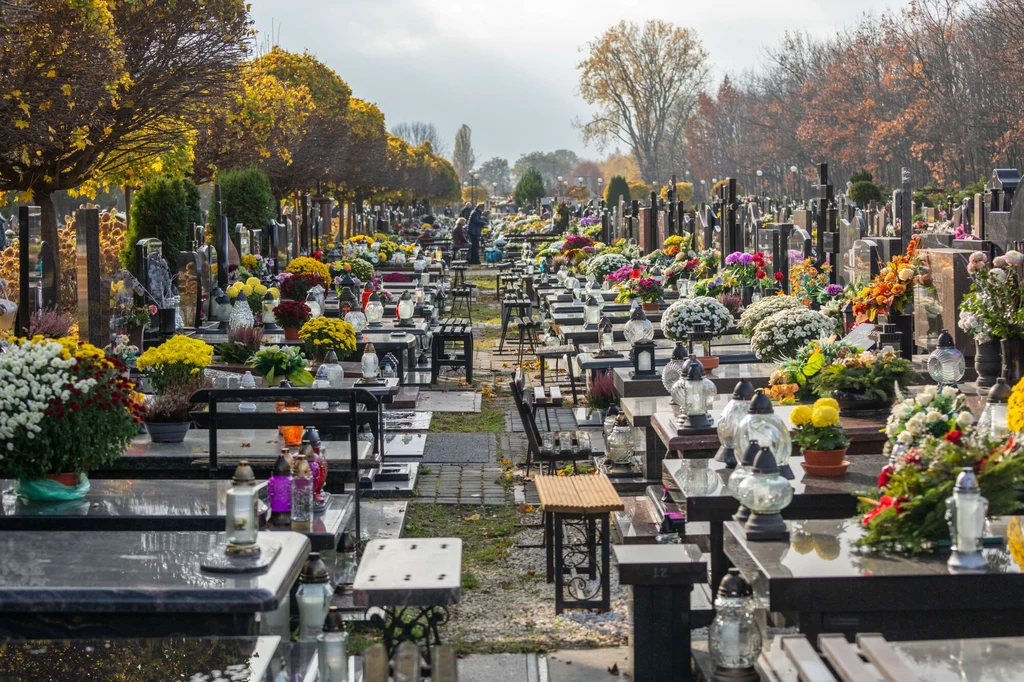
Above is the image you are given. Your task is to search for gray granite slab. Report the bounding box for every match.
[0,530,309,613]
[357,500,408,541]
[126,430,374,466]
[384,411,433,431]
[422,434,495,464]
[353,538,462,607]
[415,391,481,413]
[384,433,427,459]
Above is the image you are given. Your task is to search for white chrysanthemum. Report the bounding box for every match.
[749,308,836,361]
[661,297,732,341]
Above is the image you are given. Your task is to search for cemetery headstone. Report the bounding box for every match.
[75,208,109,348]
[16,205,41,332]
[850,239,880,290]
[900,167,913,253]
[914,248,976,356]
[837,218,861,286]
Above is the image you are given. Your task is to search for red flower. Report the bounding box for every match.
[944,430,963,445]
[755,269,766,280]
[877,464,893,489]
[862,495,907,527]
[752,252,765,267]
[773,271,784,281]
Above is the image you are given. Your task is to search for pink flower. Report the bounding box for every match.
[148,305,158,315]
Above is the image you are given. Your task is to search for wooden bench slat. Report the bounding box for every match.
[535,474,623,514]
[393,641,420,682]
[856,634,919,682]
[819,634,878,682]
[363,643,390,682]
[782,635,838,682]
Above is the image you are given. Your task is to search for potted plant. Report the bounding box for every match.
[273,300,312,340]
[749,307,837,362]
[0,337,141,500]
[215,326,264,365]
[250,345,313,386]
[279,273,327,302]
[812,349,916,417]
[585,369,619,420]
[136,334,214,442]
[615,277,664,310]
[298,317,357,363]
[143,374,209,443]
[959,250,1024,386]
[789,398,850,474]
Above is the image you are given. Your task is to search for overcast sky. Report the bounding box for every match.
[248,0,904,166]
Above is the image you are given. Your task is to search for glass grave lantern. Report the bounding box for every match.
[290,453,314,532]
[224,460,260,554]
[229,292,254,330]
[563,269,579,293]
[596,316,618,356]
[583,295,601,329]
[361,281,374,311]
[344,308,367,332]
[927,329,965,389]
[338,285,357,318]
[556,264,569,284]
[946,468,989,571]
[238,371,257,412]
[650,265,664,285]
[267,451,292,527]
[318,606,349,681]
[397,290,416,326]
[413,252,428,275]
[709,569,762,676]
[297,552,334,641]
[364,292,384,326]
[736,392,792,467]
[311,365,331,411]
[677,277,693,298]
[729,440,762,525]
[605,412,636,470]
[361,341,380,379]
[662,343,689,396]
[623,305,654,344]
[672,360,713,431]
[305,290,322,318]
[688,322,714,358]
[978,378,1012,440]
[261,292,279,330]
[735,445,793,540]
[715,380,756,466]
[630,260,643,279]
[602,404,620,440]
[630,336,657,378]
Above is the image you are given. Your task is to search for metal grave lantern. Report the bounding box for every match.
[978,378,1013,440]
[200,460,281,573]
[630,338,656,378]
[688,321,714,357]
[397,290,415,326]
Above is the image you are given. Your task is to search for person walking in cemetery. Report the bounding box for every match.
[466,202,487,264]
[460,201,473,220]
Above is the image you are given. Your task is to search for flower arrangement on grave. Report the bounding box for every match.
[857,431,1024,554]
[561,235,594,253]
[718,293,742,316]
[750,308,836,362]
[0,336,142,498]
[285,255,331,282]
[382,271,412,284]
[693,273,738,297]
[662,234,691,257]
[851,237,921,322]
[605,264,636,286]
[136,334,214,393]
[215,326,264,365]
[357,250,380,266]
[661,296,732,340]
[615,277,663,304]
[347,234,375,248]
[585,369,619,412]
[1008,378,1024,432]
[958,250,1024,343]
[766,337,860,403]
[790,398,849,454]
[250,345,313,385]
[226,277,269,316]
[738,295,805,337]
[144,372,209,427]
[586,253,631,283]
[241,253,269,279]
[812,349,915,402]
[329,258,374,282]
[884,385,973,455]
[375,239,399,261]
[278,273,326,302]
[105,334,141,366]
[272,300,311,330]
[789,258,840,305]
[664,255,700,284]
[722,251,764,287]
[298,317,357,361]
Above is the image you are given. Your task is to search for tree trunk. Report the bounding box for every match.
[38,190,60,311]
[123,184,134,232]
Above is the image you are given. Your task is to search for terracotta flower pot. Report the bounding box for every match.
[698,356,720,372]
[283,326,300,340]
[642,302,660,312]
[803,449,847,467]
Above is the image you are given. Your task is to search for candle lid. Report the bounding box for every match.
[731,380,755,401]
[272,453,291,477]
[299,552,331,584]
[232,460,256,486]
[323,605,345,632]
[747,392,774,415]
[750,446,779,475]
[717,568,753,598]
[738,440,760,467]
[953,467,979,494]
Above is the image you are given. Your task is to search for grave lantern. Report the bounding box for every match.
[261,292,279,330]
[249,227,262,257]
[709,568,762,678]
[729,441,762,524]
[735,392,792,467]
[671,360,712,430]
[224,460,260,554]
[979,378,1012,440]
[556,264,568,283]
[596,316,617,356]
[661,342,689,395]
[602,404,620,439]
[239,371,257,412]
[605,412,636,470]
[305,290,322,319]
[213,290,231,329]
[650,265,664,285]
[291,454,314,531]
[361,281,374,311]
[344,308,367,332]
[318,606,349,681]
[397,290,415,325]
[413,252,427,275]
[715,380,756,467]
[874,322,902,354]
[361,341,380,379]
[338,286,357,317]
[365,292,384,325]
[229,292,254,330]
[236,224,250,257]
[630,338,657,379]
[564,269,579,294]
[623,305,654,343]
[296,552,334,641]
[927,329,965,388]
[735,446,792,540]
[583,295,601,329]
[677,277,693,298]
[946,468,988,571]
[688,322,714,357]
[267,451,292,527]
[630,260,643,279]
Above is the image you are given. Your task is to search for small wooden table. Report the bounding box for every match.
[535,474,624,613]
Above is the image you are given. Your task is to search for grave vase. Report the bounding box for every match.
[145,420,191,443]
[126,324,145,352]
[1001,337,1024,386]
[741,285,755,307]
[975,339,1002,389]
[891,312,914,360]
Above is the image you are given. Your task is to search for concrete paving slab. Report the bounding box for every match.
[457,653,540,682]
[546,647,632,681]
[422,433,495,464]
[416,390,482,413]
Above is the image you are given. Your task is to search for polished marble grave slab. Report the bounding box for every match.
[383,410,433,431]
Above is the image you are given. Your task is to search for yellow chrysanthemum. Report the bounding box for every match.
[241,285,253,297]
[254,284,268,296]
[790,405,813,426]
[241,254,258,271]
[245,276,260,287]
[1008,378,1024,432]
[811,406,840,428]
[813,397,839,411]
[285,256,330,282]
[268,287,280,299]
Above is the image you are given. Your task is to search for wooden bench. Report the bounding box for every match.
[511,369,595,476]
[363,641,458,681]
[535,473,623,613]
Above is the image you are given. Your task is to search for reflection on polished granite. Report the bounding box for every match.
[0,530,309,612]
[0,635,288,681]
[891,636,1024,682]
[125,429,374,465]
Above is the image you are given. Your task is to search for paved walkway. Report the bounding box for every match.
[457,647,634,681]
[416,463,508,505]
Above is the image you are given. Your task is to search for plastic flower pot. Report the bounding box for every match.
[803,449,847,467]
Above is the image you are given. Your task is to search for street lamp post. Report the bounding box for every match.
[756,170,764,199]
[790,166,799,203]
[557,175,563,203]
[598,176,604,202]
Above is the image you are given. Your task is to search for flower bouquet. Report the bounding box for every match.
[790,398,850,471]
[693,273,738,297]
[750,308,836,361]
[216,325,264,365]
[790,258,841,305]
[661,297,732,341]
[664,256,701,284]
[959,250,1024,342]
[662,234,690,258]
[298,317,357,361]
[768,337,860,403]
[605,264,636,287]
[273,300,312,337]
[585,253,630,283]
[738,295,804,337]
[279,273,327,302]
[852,237,921,322]
[858,432,1024,554]
[884,385,973,454]
[105,334,141,366]
[722,251,763,287]
[285,256,331,282]
[615,277,664,305]
[812,349,916,415]
[227,277,269,316]
[0,337,142,499]
[250,345,313,386]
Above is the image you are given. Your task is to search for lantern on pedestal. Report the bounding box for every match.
[318,606,349,681]
[225,460,260,554]
[564,270,579,292]
[361,341,380,379]
[735,446,792,541]
[630,338,657,378]
[261,293,279,330]
[978,378,1012,439]
[946,468,989,572]
[365,292,384,326]
[413,252,427,275]
[729,441,762,524]
[361,281,374,311]
[338,285,357,317]
[623,306,654,344]
[583,295,601,329]
[671,361,713,431]
[736,392,792,467]
[688,322,713,358]
[662,343,689,396]
[927,329,965,389]
[297,552,334,641]
[605,412,635,471]
[709,569,762,680]
[596,317,618,356]
[397,291,415,326]
[715,380,755,466]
